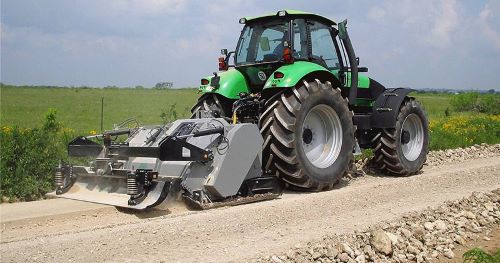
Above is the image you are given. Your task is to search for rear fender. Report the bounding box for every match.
[198,69,251,99]
[371,88,414,128]
[263,61,341,89]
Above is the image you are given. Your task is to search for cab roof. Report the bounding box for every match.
[241,10,337,25]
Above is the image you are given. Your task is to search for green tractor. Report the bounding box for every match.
[192,10,429,191]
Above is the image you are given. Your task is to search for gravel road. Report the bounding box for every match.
[1,146,499,263]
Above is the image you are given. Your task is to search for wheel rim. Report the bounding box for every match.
[301,104,342,168]
[401,113,424,161]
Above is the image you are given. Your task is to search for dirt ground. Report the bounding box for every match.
[1,156,499,262]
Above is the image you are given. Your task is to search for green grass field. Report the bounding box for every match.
[412,93,452,118]
[1,86,198,133]
[0,85,496,131]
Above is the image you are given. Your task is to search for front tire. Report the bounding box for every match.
[260,80,354,191]
[190,94,232,118]
[372,99,429,175]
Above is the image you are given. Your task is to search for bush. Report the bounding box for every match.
[450,92,479,112]
[477,94,500,115]
[0,110,71,202]
[450,92,500,114]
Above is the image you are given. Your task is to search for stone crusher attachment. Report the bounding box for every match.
[47,118,283,210]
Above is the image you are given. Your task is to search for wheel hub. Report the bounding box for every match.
[401,113,424,161]
[401,130,411,144]
[301,104,343,169]
[302,128,313,145]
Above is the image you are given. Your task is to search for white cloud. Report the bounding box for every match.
[105,0,187,16]
[1,0,499,89]
[368,6,386,22]
[478,3,500,52]
[366,0,459,49]
[427,0,458,48]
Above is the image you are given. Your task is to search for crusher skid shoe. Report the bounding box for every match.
[48,117,283,210]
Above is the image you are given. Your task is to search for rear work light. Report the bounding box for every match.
[218,57,228,71]
[273,72,284,79]
[201,78,209,85]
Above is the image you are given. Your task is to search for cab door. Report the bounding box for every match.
[307,20,343,72]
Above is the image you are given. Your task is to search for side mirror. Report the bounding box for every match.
[221,49,228,56]
[358,67,368,72]
[338,20,347,40]
[260,37,270,51]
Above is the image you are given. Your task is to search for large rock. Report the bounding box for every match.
[424,222,434,231]
[412,226,425,241]
[370,230,393,255]
[407,245,419,255]
[400,228,412,238]
[462,211,476,219]
[386,232,399,245]
[434,220,447,231]
[342,243,354,258]
[354,255,366,263]
[271,255,283,263]
[337,252,351,262]
[326,246,339,258]
[443,249,455,259]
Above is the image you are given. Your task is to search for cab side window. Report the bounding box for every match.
[309,21,340,70]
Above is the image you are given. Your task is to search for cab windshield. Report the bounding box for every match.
[235,20,289,66]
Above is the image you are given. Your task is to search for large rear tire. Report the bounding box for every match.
[372,99,429,175]
[260,80,354,191]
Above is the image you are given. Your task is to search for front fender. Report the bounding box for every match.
[371,88,415,128]
[198,69,251,100]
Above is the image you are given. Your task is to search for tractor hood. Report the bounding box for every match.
[198,69,251,99]
[198,62,283,98]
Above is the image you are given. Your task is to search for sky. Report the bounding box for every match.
[1,0,500,90]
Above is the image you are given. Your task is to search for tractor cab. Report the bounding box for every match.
[200,10,365,106]
[234,11,344,92]
[242,11,361,91]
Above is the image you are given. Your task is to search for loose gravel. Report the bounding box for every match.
[257,189,500,263]
[425,144,500,167]
[348,143,500,180]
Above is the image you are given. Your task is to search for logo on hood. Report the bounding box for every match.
[257,71,267,81]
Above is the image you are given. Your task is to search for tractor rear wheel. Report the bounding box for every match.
[260,80,354,191]
[372,99,429,175]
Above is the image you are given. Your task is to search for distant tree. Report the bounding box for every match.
[488,89,495,94]
[154,82,174,89]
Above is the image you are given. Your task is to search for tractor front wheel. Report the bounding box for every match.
[372,99,429,175]
[191,94,232,118]
[260,80,354,191]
